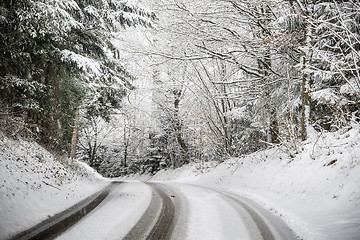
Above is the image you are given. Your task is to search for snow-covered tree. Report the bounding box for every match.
[309,1,360,130]
[0,0,155,152]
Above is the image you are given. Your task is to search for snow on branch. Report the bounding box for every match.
[61,50,101,77]
[311,88,342,105]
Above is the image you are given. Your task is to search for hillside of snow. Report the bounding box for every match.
[148,125,360,240]
[0,132,108,239]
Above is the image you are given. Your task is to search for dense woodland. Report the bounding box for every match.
[1,0,359,177]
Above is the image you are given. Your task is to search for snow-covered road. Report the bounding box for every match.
[162,183,297,240]
[55,182,152,240]
[39,181,297,240]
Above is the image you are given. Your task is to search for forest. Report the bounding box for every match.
[1,0,359,177]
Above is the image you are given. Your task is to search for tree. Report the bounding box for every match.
[308,1,360,130]
[151,66,190,167]
[145,0,287,156]
[280,0,360,138]
[75,0,360,176]
[0,0,156,153]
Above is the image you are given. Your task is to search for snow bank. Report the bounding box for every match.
[149,125,360,240]
[0,132,108,239]
[151,161,220,182]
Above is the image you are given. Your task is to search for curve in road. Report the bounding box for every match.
[205,186,297,240]
[123,183,176,240]
[151,183,298,240]
[16,181,298,240]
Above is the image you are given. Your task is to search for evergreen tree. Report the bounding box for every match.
[309,1,360,130]
[0,0,155,151]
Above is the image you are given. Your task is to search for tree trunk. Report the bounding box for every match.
[270,108,279,143]
[173,89,188,164]
[123,126,128,168]
[300,55,308,141]
[70,107,80,159]
[300,3,314,141]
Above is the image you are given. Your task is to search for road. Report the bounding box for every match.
[15,181,298,240]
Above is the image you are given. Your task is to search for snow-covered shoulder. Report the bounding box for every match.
[0,132,108,239]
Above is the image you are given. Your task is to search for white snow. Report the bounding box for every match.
[61,50,102,77]
[0,132,108,239]
[144,124,360,240]
[311,88,342,105]
[225,106,249,120]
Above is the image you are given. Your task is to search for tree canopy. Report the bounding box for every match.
[0,0,156,151]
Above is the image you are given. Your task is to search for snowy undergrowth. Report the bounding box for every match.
[151,125,360,240]
[0,132,108,239]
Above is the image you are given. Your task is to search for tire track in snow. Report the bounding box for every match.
[122,182,175,240]
[198,186,298,240]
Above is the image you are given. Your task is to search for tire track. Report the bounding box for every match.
[197,186,297,240]
[146,183,175,240]
[122,183,175,240]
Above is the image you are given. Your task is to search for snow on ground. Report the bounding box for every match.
[0,132,108,240]
[147,125,360,240]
